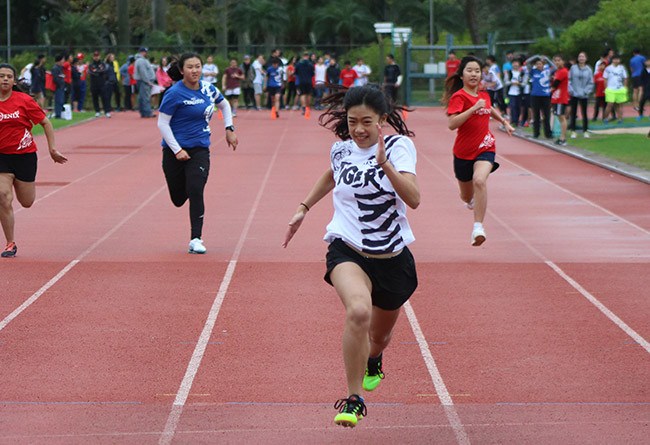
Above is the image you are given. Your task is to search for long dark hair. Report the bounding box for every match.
[0,63,28,93]
[319,84,414,140]
[441,56,484,105]
[167,53,200,82]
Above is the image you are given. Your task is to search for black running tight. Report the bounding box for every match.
[162,147,210,240]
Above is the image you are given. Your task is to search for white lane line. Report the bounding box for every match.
[545,260,650,354]
[421,150,649,348]
[497,154,650,237]
[404,302,471,445]
[15,148,141,214]
[0,186,166,332]
[489,211,650,355]
[159,127,288,445]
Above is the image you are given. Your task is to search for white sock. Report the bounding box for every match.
[473,222,483,230]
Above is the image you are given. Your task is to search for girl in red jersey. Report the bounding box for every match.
[0,63,67,258]
[442,56,513,246]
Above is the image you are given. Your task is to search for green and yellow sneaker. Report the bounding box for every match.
[362,354,384,391]
[333,394,367,428]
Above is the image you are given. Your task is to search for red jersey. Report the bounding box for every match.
[340,68,358,88]
[286,65,295,83]
[446,59,460,78]
[78,63,88,81]
[63,61,72,84]
[0,91,46,155]
[447,89,495,160]
[594,71,606,97]
[551,67,569,104]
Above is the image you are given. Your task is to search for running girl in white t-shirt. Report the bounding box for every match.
[283,84,420,428]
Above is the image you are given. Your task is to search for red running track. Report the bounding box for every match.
[0,108,648,444]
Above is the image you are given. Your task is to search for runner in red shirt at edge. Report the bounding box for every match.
[0,63,67,258]
[442,56,513,247]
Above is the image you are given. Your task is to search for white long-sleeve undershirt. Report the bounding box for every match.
[157,98,234,155]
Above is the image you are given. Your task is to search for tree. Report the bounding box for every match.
[551,0,650,60]
[48,11,102,47]
[312,0,375,48]
[152,0,167,33]
[116,0,130,49]
[231,0,289,52]
[464,0,480,44]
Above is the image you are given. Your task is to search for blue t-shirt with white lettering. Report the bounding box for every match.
[159,80,225,149]
[530,67,552,96]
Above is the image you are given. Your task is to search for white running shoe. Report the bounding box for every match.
[465,198,474,210]
[583,132,590,138]
[106,112,111,118]
[471,226,486,246]
[188,238,207,254]
[570,131,577,139]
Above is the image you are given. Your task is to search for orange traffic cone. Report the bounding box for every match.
[218,109,223,120]
[402,109,408,121]
[271,106,277,120]
[304,106,311,119]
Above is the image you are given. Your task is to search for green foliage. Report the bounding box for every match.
[553,0,650,60]
[143,31,181,51]
[8,53,38,73]
[47,11,102,47]
[232,0,289,46]
[312,1,376,46]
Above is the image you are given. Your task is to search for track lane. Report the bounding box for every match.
[1,108,648,444]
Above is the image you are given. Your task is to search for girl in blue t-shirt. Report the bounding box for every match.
[525,55,556,139]
[157,53,238,254]
[266,58,283,118]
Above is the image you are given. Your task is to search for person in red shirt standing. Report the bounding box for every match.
[551,55,569,145]
[592,62,607,121]
[63,53,73,105]
[0,64,67,258]
[340,61,359,88]
[443,56,513,246]
[445,51,460,78]
[127,58,137,112]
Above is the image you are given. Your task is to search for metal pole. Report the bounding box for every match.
[6,0,11,61]
[429,0,434,47]
[429,0,435,99]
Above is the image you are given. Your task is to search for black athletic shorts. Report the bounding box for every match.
[298,83,313,96]
[0,152,38,182]
[454,152,499,182]
[324,238,418,311]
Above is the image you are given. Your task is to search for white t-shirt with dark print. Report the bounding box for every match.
[603,64,628,90]
[325,134,417,255]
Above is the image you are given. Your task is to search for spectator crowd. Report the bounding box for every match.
[15,45,648,136]
[445,47,648,146]
[17,47,406,121]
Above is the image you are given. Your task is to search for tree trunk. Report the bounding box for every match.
[214,0,228,58]
[152,0,167,33]
[116,0,130,51]
[464,0,480,44]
